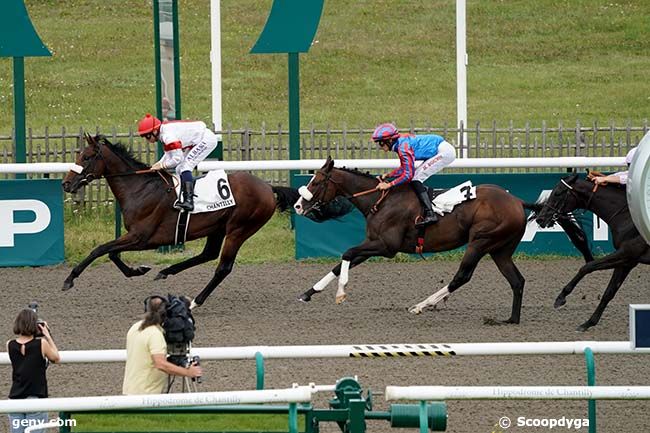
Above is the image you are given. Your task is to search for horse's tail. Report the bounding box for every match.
[271,186,300,212]
[522,201,543,221]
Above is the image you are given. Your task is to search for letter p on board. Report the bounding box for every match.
[0,200,51,247]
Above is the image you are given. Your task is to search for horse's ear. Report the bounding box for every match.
[324,156,334,172]
[84,132,97,148]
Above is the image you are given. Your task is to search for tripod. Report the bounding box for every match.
[165,342,201,393]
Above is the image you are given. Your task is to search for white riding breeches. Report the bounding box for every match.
[176,129,218,175]
[413,141,456,183]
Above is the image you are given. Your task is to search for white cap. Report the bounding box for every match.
[625,147,637,165]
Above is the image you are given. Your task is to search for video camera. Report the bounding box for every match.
[27,302,50,338]
[162,295,199,376]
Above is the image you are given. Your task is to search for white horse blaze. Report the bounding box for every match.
[313,271,336,292]
[336,260,350,298]
[410,285,450,314]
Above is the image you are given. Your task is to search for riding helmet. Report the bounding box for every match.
[372,123,399,143]
[138,114,162,136]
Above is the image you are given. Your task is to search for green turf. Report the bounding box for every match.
[1,0,649,136]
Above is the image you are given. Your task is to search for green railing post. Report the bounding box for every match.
[13,56,26,180]
[584,347,596,433]
[418,400,428,433]
[255,351,265,390]
[288,402,298,433]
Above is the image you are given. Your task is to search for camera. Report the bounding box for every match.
[184,355,202,384]
[28,302,49,338]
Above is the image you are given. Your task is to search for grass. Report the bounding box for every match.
[72,413,303,432]
[1,0,649,137]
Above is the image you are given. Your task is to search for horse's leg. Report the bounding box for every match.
[409,244,487,314]
[333,239,394,304]
[108,252,151,277]
[298,256,369,302]
[63,232,147,290]
[556,216,594,263]
[489,250,525,324]
[554,247,637,308]
[576,265,635,332]
[154,231,226,280]
[191,226,259,308]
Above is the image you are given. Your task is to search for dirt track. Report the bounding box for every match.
[1,259,649,432]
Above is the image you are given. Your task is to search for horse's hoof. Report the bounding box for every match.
[154,272,168,281]
[189,299,200,310]
[335,294,347,304]
[576,323,592,332]
[297,293,312,302]
[62,280,74,291]
[408,306,422,315]
[137,266,152,275]
[554,297,566,309]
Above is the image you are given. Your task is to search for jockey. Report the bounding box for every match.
[593,147,637,187]
[373,123,456,228]
[138,114,218,212]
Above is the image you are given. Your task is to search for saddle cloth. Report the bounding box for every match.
[428,180,477,216]
[173,169,236,214]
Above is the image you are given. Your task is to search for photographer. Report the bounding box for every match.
[122,296,202,395]
[6,308,60,433]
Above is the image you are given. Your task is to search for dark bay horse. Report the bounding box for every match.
[62,134,298,308]
[535,174,650,331]
[293,158,593,324]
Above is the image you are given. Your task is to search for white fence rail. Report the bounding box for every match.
[385,385,650,401]
[0,341,641,365]
[0,387,312,413]
[0,157,627,174]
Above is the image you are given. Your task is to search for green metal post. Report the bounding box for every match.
[13,56,26,180]
[288,52,300,188]
[585,347,596,433]
[58,412,71,433]
[114,202,122,239]
[418,400,428,433]
[348,399,366,433]
[288,402,298,433]
[255,351,265,390]
[171,0,181,119]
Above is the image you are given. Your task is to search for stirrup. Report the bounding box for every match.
[415,214,438,228]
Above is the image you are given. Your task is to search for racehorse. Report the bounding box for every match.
[535,173,650,331]
[293,157,593,324]
[61,134,299,308]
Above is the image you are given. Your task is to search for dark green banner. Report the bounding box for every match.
[0,179,64,266]
[294,173,614,259]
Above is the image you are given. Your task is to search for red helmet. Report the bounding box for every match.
[138,114,162,136]
[372,123,399,143]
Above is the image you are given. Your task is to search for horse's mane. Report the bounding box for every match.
[336,166,377,180]
[96,135,149,170]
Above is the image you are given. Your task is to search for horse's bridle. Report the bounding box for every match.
[543,177,601,223]
[303,169,387,215]
[71,139,173,190]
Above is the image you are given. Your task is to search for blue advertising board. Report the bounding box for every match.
[0,179,64,266]
[294,172,614,259]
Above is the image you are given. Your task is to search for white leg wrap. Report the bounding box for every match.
[313,272,336,292]
[409,285,450,314]
[336,260,350,299]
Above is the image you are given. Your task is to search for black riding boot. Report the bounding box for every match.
[174,181,195,212]
[411,181,438,228]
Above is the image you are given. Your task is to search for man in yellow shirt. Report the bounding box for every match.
[122,296,202,395]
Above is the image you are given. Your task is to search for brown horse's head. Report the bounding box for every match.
[62,134,108,193]
[294,157,341,217]
[536,174,583,228]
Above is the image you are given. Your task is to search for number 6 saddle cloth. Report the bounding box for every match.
[172,169,237,214]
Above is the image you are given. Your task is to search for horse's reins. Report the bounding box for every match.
[76,137,176,192]
[323,175,389,214]
[550,178,627,226]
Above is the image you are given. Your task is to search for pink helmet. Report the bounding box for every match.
[372,123,399,143]
[625,147,637,165]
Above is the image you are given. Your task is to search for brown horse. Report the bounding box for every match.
[535,174,650,331]
[61,134,298,308]
[293,158,593,324]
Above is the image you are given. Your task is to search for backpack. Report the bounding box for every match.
[163,295,195,344]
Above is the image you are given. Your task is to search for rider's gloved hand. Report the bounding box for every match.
[151,161,164,171]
